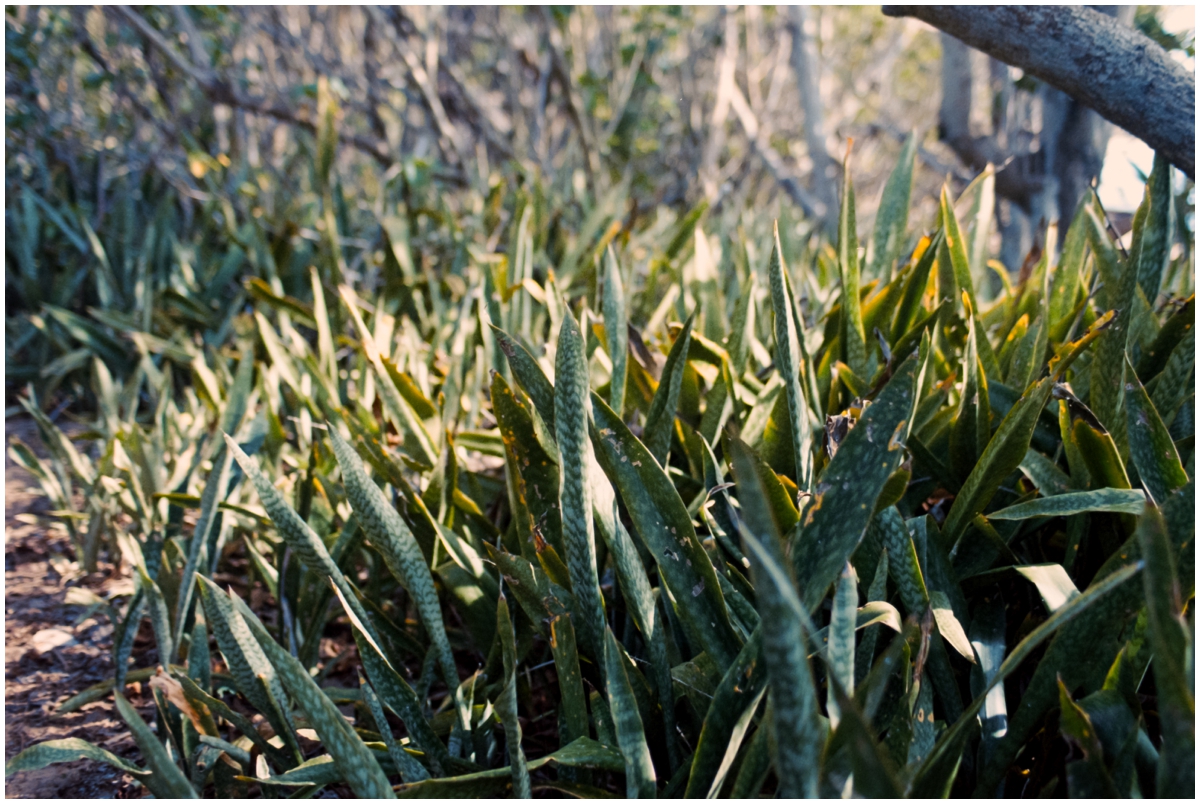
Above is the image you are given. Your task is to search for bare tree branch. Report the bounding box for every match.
[113,6,398,167]
[115,6,215,87]
[171,7,210,72]
[935,32,1046,206]
[374,7,468,167]
[701,6,738,201]
[726,80,826,221]
[541,7,601,194]
[882,5,1195,179]
[787,5,838,229]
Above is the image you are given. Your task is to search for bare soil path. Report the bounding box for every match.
[5,417,150,799]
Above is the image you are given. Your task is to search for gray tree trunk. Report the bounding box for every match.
[787,5,838,231]
[885,5,1194,179]
[931,5,1138,271]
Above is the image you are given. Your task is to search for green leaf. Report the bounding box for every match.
[793,350,924,610]
[1138,294,1193,380]
[940,185,978,316]
[5,737,149,780]
[328,425,458,693]
[604,627,657,798]
[495,594,531,798]
[491,372,563,560]
[730,704,773,798]
[311,266,337,388]
[590,393,740,669]
[1137,502,1195,798]
[55,666,157,715]
[359,674,430,783]
[1124,356,1188,504]
[173,442,235,652]
[554,310,607,659]
[1084,203,1122,309]
[834,360,870,399]
[812,602,904,658]
[1058,677,1120,797]
[1135,153,1175,303]
[890,232,940,345]
[767,224,815,490]
[195,576,298,760]
[175,674,293,769]
[728,437,821,799]
[827,562,858,726]
[876,507,930,616]
[315,76,338,192]
[328,584,449,771]
[838,160,869,379]
[685,627,767,797]
[922,560,1144,795]
[949,306,991,482]
[827,675,904,798]
[229,588,396,798]
[964,166,996,291]
[549,613,590,744]
[1074,684,1140,796]
[1008,309,1048,394]
[340,286,437,467]
[1092,192,1145,446]
[594,494,681,770]
[930,590,975,663]
[700,276,753,441]
[245,277,316,324]
[1048,199,1092,341]
[604,245,629,416]
[493,324,556,433]
[136,565,173,669]
[942,375,1057,549]
[988,488,1147,520]
[114,690,198,798]
[42,304,129,371]
[1149,321,1195,428]
[728,430,800,535]
[1017,446,1075,496]
[487,544,562,628]
[866,131,916,282]
[643,312,694,464]
[17,387,95,485]
[1071,412,1133,492]
[390,738,623,798]
[223,434,380,649]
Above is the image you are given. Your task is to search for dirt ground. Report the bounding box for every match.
[2,415,570,798]
[5,417,150,799]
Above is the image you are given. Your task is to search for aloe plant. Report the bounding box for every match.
[7,145,1193,799]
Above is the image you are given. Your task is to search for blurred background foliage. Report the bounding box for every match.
[3,4,1193,411]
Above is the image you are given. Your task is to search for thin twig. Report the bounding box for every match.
[112,6,397,167]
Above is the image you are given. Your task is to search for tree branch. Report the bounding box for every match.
[787,5,839,228]
[726,80,826,221]
[882,5,1195,178]
[375,6,468,167]
[541,7,600,194]
[112,6,402,168]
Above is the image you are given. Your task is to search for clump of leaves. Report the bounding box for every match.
[7,145,1194,799]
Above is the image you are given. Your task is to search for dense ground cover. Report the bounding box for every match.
[3,9,1195,796]
[4,130,1194,797]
